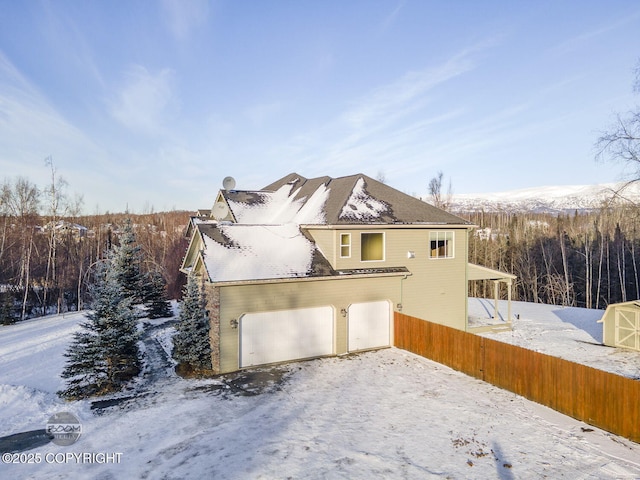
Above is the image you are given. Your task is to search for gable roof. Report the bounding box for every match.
[221,176,330,224]
[194,223,330,282]
[184,173,469,284]
[225,173,470,226]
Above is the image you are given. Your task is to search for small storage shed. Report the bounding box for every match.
[599,300,640,351]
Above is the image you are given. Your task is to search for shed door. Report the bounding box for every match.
[239,306,334,367]
[348,300,391,352]
[615,307,640,351]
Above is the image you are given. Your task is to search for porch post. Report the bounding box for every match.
[507,279,512,323]
[494,281,499,320]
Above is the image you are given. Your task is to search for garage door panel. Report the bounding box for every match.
[348,300,391,352]
[240,306,334,367]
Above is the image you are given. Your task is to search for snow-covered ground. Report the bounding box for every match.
[469,298,640,379]
[1,301,639,479]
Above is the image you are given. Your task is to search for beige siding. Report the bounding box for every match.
[211,276,401,373]
[206,225,470,373]
[311,227,469,329]
[181,230,203,272]
[600,302,640,350]
[401,228,469,329]
[307,228,336,264]
[601,307,615,347]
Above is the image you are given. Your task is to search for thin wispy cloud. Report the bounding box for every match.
[0,53,97,168]
[0,51,187,211]
[0,52,40,101]
[341,37,501,135]
[245,102,283,126]
[381,1,405,32]
[279,45,488,178]
[108,65,176,134]
[161,0,210,40]
[551,10,640,56]
[2,2,637,210]
[40,2,105,89]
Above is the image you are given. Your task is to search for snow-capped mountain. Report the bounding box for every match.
[448,182,640,214]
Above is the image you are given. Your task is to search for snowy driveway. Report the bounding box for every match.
[2,311,640,478]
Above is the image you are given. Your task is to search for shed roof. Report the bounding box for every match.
[598,300,640,324]
[468,263,517,282]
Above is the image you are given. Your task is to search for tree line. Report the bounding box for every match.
[5,172,640,325]
[460,58,640,310]
[465,204,640,309]
[58,219,210,399]
[0,174,190,324]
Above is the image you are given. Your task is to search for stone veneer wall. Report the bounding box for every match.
[205,285,221,373]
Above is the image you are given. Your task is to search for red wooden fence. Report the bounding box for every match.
[394,312,640,443]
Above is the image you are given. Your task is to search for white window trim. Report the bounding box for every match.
[360,232,385,262]
[340,233,351,258]
[429,231,455,259]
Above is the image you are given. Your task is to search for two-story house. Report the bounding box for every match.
[181,172,487,374]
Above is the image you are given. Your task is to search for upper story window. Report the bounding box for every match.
[361,232,384,261]
[430,231,454,259]
[340,233,351,258]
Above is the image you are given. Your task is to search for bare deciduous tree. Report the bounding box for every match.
[43,157,70,314]
[596,59,640,193]
[3,178,40,320]
[428,171,453,210]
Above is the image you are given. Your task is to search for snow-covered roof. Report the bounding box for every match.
[43,220,88,232]
[230,173,470,226]
[190,173,470,283]
[225,181,329,225]
[200,224,318,283]
[339,177,389,221]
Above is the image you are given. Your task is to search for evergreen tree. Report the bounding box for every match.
[144,270,173,319]
[58,259,141,399]
[172,275,211,371]
[0,291,18,325]
[112,218,144,304]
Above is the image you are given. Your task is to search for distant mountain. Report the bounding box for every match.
[447,182,640,214]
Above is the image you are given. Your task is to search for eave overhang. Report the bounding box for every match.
[303,223,477,230]
[206,268,411,287]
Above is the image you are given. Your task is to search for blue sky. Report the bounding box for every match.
[1,1,639,213]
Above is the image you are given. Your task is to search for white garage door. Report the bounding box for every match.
[348,300,391,352]
[239,306,334,367]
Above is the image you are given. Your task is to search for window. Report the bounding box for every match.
[340,233,351,258]
[430,231,454,259]
[361,232,384,261]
